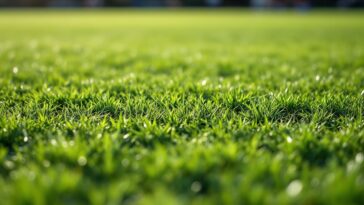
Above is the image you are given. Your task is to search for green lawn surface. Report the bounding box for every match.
[0,9,364,205]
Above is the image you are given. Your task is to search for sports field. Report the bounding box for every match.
[0,10,363,204]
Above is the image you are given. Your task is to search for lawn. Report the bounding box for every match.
[0,9,364,205]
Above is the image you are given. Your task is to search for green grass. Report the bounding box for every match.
[0,9,364,205]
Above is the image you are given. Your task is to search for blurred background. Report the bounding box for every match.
[0,0,363,8]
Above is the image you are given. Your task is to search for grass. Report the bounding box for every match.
[0,9,364,205]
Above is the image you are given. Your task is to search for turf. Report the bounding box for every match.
[0,9,364,205]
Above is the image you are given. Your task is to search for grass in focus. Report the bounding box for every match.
[0,10,364,205]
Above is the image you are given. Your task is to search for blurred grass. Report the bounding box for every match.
[0,9,364,205]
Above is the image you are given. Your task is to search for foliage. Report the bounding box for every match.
[0,10,364,205]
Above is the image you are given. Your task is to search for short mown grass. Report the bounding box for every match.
[0,9,364,205]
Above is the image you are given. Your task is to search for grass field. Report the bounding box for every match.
[0,9,364,205]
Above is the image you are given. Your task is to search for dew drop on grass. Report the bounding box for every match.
[191,181,202,193]
[78,156,87,166]
[286,180,302,197]
[12,67,18,74]
[4,160,15,169]
[22,129,28,141]
[201,79,207,86]
[50,139,57,146]
[123,134,129,140]
[355,153,363,163]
